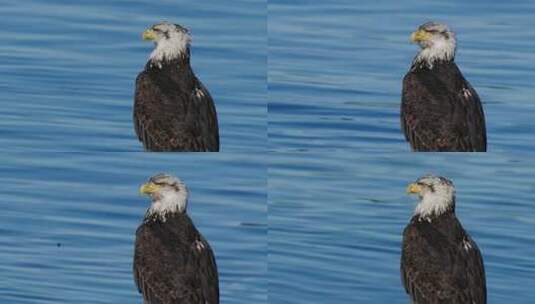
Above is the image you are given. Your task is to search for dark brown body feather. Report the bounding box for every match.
[401,61,487,152]
[401,211,486,304]
[134,56,219,152]
[133,213,219,304]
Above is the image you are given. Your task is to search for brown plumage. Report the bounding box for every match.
[134,213,219,304]
[133,22,219,152]
[401,61,486,151]
[401,213,486,304]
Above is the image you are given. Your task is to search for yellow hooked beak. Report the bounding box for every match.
[410,29,432,43]
[139,182,161,195]
[142,29,158,41]
[406,183,422,194]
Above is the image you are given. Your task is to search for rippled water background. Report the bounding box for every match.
[1,0,266,152]
[269,152,535,303]
[269,0,535,152]
[3,0,535,303]
[0,153,266,303]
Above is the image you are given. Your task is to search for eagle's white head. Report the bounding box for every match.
[139,173,189,221]
[410,21,456,69]
[142,21,192,67]
[407,175,456,219]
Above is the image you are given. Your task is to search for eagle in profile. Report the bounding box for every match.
[134,22,219,152]
[401,175,486,304]
[134,174,219,303]
[401,22,487,152]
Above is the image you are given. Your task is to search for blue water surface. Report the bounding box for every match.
[269,152,535,303]
[269,0,535,152]
[1,0,266,152]
[0,153,266,303]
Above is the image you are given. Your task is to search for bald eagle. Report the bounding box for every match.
[134,22,220,152]
[401,22,487,152]
[134,174,219,304]
[401,175,486,304]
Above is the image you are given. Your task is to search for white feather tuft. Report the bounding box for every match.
[463,238,473,251]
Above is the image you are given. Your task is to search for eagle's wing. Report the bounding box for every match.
[192,80,220,151]
[460,80,487,151]
[462,234,487,304]
[401,223,486,304]
[196,234,220,302]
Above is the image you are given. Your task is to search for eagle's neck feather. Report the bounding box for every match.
[149,35,191,69]
[145,189,188,222]
[415,195,455,220]
[412,39,456,70]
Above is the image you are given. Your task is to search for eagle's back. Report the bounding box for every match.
[133,65,219,152]
[401,214,486,304]
[133,214,219,304]
[401,62,486,152]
